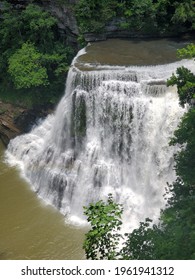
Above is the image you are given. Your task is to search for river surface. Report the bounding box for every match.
[0,38,194,260]
[0,141,86,259]
[76,38,191,68]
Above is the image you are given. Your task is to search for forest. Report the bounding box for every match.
[76,0,195,34]
[0,0,75,107]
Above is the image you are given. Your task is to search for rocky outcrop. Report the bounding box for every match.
[40,1,157,44]
[41,0,79,48]
[0,118,20,146]
[1,0,172,46]
[40,1,156,44]
[14,106,53,133]
[0,102,23,145]
[0,0,80,48]
[0,101,53,146]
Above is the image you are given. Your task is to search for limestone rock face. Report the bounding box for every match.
[0,102,23,145]
[0,0,80,47]
[41,0,79,47]
[0,119,20,146]
[0,102,53,146]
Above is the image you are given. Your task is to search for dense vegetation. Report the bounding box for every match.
[83,44,195,260]
[83,194,123,260]
[75,0,195,35]
[0,1,75,107]
[1,0,195,107]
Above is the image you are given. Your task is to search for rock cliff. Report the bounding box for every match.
[0,102,53,146]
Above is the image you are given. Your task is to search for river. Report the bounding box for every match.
[0,141,86,259]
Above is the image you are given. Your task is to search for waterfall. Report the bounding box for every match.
[6,54,195,229]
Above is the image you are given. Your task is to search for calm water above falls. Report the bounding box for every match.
[76,38,192,68]
[2,39,195,259]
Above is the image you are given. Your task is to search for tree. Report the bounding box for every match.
[121,218,158,260]
[167,67,195,107]
[171,0,195,29]
[170,109,195,184]
[177,44,195,59]
[8,42,49,89]
[121,0,157,31]
[75,0,118,33]
[21,4,57,52]
[167,44,195,184]
[0,1,74,104]
[83,194,123,260]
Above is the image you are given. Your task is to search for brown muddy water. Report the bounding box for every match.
[76,38,192,68]
[0,141,86,259]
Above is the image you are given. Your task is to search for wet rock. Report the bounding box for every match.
[14,109,44,133]
[0,102,53,146]
[84,33,107,42]
[0,119,20,146]
[42,0,79,48]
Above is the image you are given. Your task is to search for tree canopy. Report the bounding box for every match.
[0,1,74,105]
[8,42,49,89]
[75,0,195,34]
[83,194,123,260]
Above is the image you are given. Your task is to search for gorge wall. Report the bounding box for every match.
[2,0,193,46]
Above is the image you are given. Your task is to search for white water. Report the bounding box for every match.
[6,56,195,230]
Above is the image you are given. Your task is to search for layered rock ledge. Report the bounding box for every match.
[0,101,52,146]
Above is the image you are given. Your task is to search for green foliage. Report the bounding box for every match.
[167,44,195,184]
[0,2,22,71]
[75,0,118,33]
[167,66,195,107]
[171,0,195,27]
[121,218,156,260]
[0,1,75,106]
[177,44,195,59]
[75,0,195,37]
[160,178,195,259]
[21,4,57,52]
[121,0,157,31]
[170,109,195,185]
[83,194,123,260]
[8,42,49,89]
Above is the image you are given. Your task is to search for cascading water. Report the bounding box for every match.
[6,51,195,230]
